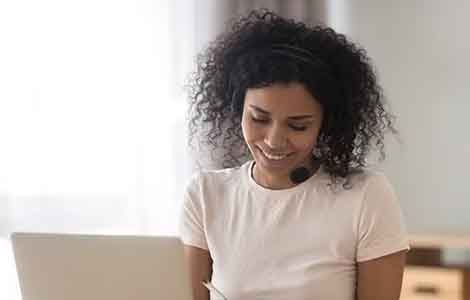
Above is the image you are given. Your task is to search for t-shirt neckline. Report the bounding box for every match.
[245,160,323,195]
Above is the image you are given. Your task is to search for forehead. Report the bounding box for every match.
[244,82,322,116]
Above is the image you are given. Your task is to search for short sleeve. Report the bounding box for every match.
[179,172,209,250]
[356,173,410,262]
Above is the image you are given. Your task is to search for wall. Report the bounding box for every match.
[328,0,470,233]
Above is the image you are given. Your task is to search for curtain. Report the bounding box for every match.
[0,1,331,299]
[0,0,198,298]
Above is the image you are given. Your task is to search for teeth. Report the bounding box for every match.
[262,151,288,160]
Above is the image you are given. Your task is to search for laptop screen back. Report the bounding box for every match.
[11,233,192,300]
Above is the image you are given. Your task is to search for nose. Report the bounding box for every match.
[264,123,287,150]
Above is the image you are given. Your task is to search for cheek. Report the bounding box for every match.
[241,118,262,143]
[295,141,315,152]
[241,116,255,144]
[292,132,319,152]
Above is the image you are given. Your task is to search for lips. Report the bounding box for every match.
[256,146,292,161]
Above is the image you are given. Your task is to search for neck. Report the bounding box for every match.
[251,160,321,190]
[251,159,321,190]
[252,165,295,189]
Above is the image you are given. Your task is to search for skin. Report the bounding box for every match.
[356,250,407,300]
[184,246,212,300]
[241,82,323,190]
[184,82,406,300]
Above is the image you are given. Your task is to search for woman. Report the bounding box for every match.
[180,9,409,300]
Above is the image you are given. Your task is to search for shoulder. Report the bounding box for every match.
[185,161,251,193]
[343,169,392,193]
[356,170,395,199]
[350,169,390,189]
[343,169,400,216]
[323,169,395,205]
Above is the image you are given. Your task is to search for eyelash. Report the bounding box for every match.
[251,117,308,131]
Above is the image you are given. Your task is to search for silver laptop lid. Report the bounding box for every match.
[11,232,192,300]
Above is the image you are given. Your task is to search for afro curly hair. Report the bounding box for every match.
[187,9,396,182]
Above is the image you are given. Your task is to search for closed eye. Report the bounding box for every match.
[251,116,309,131]
[289,124,307,131]
[251,116,269,123]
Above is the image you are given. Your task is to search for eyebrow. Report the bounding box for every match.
[249,104,315,120]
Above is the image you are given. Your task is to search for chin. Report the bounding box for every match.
[254,153,296,174]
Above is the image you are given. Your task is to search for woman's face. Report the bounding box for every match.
[241,82,323,188]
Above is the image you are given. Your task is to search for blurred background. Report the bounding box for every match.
[1,0,469,299]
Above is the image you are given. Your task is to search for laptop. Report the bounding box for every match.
[11,232,193,300]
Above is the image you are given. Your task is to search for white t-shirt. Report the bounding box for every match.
[179,161,409,300]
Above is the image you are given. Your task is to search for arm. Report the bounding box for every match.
[356,250,407,300]
[184,245,213,300]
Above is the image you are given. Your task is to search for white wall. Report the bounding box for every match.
[329,0,470,233]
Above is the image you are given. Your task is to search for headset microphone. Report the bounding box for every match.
[289,167,311,184]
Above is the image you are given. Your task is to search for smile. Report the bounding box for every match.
[258,147,291,161]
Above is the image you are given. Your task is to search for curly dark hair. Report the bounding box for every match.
[187,9,396,181]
